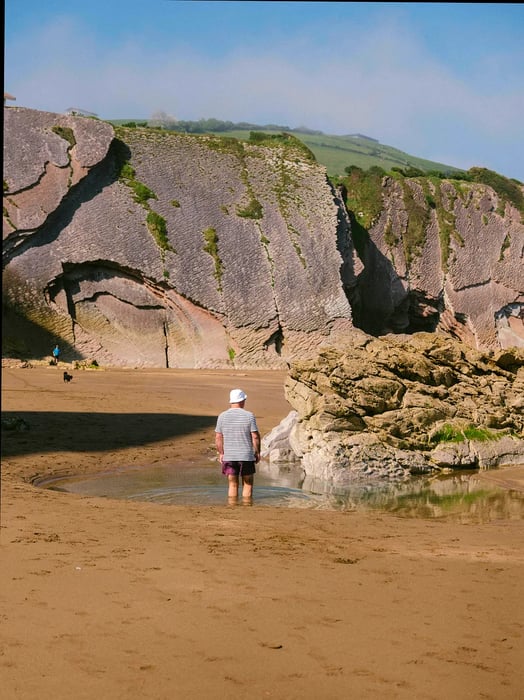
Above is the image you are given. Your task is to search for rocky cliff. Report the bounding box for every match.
[348,173,524,350]
[3,107,523,368]
[3,107,358,367]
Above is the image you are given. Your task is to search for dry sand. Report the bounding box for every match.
[1,363,523,699]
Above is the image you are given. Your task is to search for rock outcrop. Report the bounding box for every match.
[262,332,524,483]
[3,107,358,367]
[354,177,524,350]
[3,107,523,368]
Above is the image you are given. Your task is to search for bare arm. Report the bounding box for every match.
[215,432,224,461]
[252,430,261,462]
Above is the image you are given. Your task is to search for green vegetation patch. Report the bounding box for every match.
[74,359,99,370]
[340,165,385,230]
[237,197,263,220]
[146,211,173,252]
[248,131,316,163]
[400,180,430,265]
[270,158,307,268]
[204,136,264,221]
[206,135,245,158]
[467,167,524,220]
[333,164,521,272]
[499,233,511,261]
[118,162,157,205]
[422,180,460,272]
[131,181,157,205]
[193,122,459,177]
[430,423,504,444]
[203,227,223,290]
[120,121,148,128]
[51,125,76,148]
[119,162,135,180]
[115,148,174,261]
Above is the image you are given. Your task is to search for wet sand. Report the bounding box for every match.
[1,363,523,699]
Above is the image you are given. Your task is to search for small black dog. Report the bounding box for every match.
[63,371,73,383]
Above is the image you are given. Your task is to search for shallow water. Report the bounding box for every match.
[38,461,524,523]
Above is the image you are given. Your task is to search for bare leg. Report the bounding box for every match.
[242,474,254,504]
[228,475,239,504]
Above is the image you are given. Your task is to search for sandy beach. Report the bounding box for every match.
[1,363,523,699]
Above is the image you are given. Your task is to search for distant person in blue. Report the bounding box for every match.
[215,389,260,505]
[52,344,61,365]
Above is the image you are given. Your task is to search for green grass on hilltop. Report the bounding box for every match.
[108,119,461,177]
[110,120,523,220]
[205,129,458,177]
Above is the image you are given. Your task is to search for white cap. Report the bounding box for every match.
[229,389,247,403]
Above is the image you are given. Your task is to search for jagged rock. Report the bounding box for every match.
[430,441,476,468]
[3,108,114,237]
[261,410,300,464]
[431,435,524,469]
[263,332,524,481]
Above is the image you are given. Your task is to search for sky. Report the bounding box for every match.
[4,1,524,180]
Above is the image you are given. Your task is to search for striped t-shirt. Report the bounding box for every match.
[215,408,259,461]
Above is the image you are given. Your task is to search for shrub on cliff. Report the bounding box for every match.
[248,131,316,163]
[341,165,385,230]
[468,167,524,218]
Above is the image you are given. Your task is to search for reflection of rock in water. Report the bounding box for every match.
[465,476,524,522]
[38,460,523,522]
[257,461,305,489]
[385,473,524,522]
[258,462,524,522]
[261,462,428,510]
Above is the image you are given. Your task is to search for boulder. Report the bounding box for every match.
[262,332,524,482]
[261,410,300,464]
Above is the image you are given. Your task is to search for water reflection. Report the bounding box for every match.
[39,462,524,523]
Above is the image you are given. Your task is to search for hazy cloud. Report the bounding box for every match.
[5,12,523,179]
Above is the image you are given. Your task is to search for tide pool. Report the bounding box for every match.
[36,461,524,523]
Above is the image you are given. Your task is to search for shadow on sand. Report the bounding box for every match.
[1,410,217,458]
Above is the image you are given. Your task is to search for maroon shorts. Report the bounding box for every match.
[221,460,256,477]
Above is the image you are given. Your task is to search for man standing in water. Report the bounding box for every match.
[215,389,261,504]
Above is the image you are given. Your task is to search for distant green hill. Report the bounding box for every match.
[108,119,462,177]
[210,129,461,177]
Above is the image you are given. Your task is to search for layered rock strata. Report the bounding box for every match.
[262,332,524,483]
[3,107,523,368]
[3,108,358,367]
[355,178,524,350]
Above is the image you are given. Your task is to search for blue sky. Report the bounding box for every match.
[5,1,524,180]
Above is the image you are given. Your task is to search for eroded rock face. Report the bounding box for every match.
[355,178,524,350]
[3,108,358,367]
[3,108,115,238]
[265,332,524,482]
[3,107,523,368]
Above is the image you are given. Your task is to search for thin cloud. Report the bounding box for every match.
[5,12,523,179]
